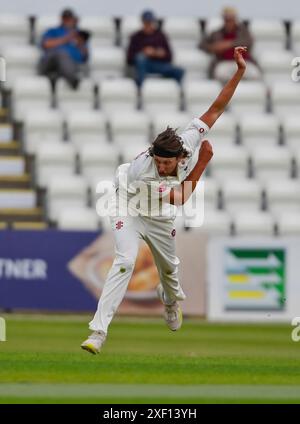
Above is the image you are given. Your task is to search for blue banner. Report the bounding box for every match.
[0,230,101,311]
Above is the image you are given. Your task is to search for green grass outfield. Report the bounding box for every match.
[0,314,300,404]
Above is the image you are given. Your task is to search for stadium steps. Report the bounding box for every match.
[0,174,31,189]
[11,221,48,230]
[0,207,44,223]
[0,140,21,155]
[0,188,46,223]
[0,107,8,120]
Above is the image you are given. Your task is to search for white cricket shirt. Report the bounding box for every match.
[114,117,210,218]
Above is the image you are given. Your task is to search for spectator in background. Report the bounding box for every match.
[127,10,185,87]
[38,8,90,89]
[200,7,261,82]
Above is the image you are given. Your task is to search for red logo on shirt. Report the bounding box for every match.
[199,128,205,133]
[115,221,124,230]
[158,184,167,193]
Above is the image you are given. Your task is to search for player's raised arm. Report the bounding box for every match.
[200,46,247,129]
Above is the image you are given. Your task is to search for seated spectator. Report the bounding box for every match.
[127,10,184,87]
[38,8,90,89]
[200,7,261,82]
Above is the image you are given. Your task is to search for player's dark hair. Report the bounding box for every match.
[149,127,189,158]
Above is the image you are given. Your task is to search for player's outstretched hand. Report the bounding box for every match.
[198,140,213,165]
[234,46,247,70]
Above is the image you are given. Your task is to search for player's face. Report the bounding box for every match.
[153,155,179,177]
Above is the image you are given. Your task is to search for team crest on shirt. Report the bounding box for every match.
[158,183,167,193]
[115,221,124,230]
[171,229,176,237]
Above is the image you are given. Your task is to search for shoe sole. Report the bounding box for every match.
[81,343,98,355]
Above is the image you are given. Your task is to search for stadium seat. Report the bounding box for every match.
[293,148,300,178]
[91,47,125,79]
[120,16,141,47]
[221,179,263,213]
[0,45,40,88]
[229,81,268,115]
[277,211,300,235]
[264,179,300,214]
[282,116,300,149]
[66,110,108,146]
[79,16,116,47]
[11,76,52,121]
[173,49,210,80]
[208,113,237,145]
[47,174,88,221]
[256,50,294,84]
[23,109,64,153]
[141,78,181,113]
[0,14,30,47]
[56,79,95,112]
[152,112,190,135]
[163,17,201,49]
[202,178,219,210]
[204,17,223,35]
[99,78,137,112]
[36,142,76,187]
[209,145,249,180]
[239,114,280,147]
[184,80,222,116]
[250,145,292,181]
[249,19,286,53]
[78,143,119,179]
[109,111,151,146]
[291,20,300,53]
[89,174,115,206]
[233,211,275,236]
[270,82,300,117]
[187,209,232,235]
[121,142,150,163]
[57,207,99,230]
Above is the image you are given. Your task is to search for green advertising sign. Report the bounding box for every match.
[225,248,285,311]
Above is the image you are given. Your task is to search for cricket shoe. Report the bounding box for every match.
[157,284,183,331]
[81,330,106,354]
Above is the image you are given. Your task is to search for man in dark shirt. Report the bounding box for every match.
[200,7,261,82]
[38,8,89,89]
[127,10,184,87]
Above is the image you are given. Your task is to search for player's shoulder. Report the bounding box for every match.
[183,117,210,134]
[129,150,152,179]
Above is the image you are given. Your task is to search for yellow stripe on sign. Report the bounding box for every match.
[229,291,265,299]
[228,274,249,283]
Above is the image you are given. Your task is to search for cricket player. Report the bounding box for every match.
[81,46,247,354]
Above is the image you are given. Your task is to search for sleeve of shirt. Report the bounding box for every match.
[41,28,56,42]
[180,118,210,155]
[40,28,58,48]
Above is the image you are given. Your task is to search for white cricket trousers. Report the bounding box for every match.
[89,214,186,334]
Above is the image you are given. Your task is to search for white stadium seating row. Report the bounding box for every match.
[1,14,300,233]
[10,74,300,120]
